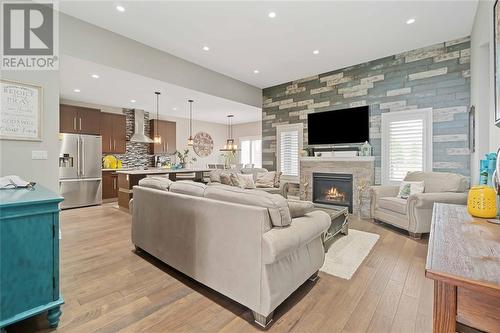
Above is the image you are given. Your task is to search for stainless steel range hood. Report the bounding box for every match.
[130,109,153,143]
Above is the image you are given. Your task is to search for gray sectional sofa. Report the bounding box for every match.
[130,179,330,327]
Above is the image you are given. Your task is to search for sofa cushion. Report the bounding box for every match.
[204,185,292,227]
[255,187,281,195]
[255,171,276,188]
[404,171,468,193]
[287,199,315,218]
[231,173,256,189]
[241,167,268,181]
[219,172,233,185]
[138,176,173,191]
[378,197,408,215]
[274,171,282,188]
[209,169,223,183]
[169,181,207,197]
[262,210,330,263]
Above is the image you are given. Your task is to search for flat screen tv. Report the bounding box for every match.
[307,106,369,145]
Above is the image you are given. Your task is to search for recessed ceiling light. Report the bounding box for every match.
[116,5,125,12]
[73,89,80,93]
[268,11,276,18]
[91,74,99,79]
[202,46,210,51]
[253,69,260,74]
[130,99,136,103]
[173,107,177,110]
[406,18,416,25]
[313,49,320,55]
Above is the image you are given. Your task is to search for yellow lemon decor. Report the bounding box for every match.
[467,186,498,218]
[102,155,118,169]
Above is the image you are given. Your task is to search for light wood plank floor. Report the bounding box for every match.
[8,203,432,333]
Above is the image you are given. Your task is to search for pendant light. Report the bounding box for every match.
[220,115,239,152]
[187,99,194,146]
[153,92,162,144]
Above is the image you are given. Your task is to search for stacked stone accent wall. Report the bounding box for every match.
[102,109,154,168]
[262,37,471,184]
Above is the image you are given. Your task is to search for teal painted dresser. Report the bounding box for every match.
[0,186,64,332]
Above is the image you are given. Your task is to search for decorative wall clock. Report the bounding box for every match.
[193,131,214,157]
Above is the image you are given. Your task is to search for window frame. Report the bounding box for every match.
[238,135,262,168]
[276,123,303,183]
[381,108,433,186]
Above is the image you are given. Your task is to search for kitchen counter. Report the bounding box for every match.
[116,168,210,209]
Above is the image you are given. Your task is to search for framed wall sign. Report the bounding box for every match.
[0,79,43,141]
[494,1,500,126]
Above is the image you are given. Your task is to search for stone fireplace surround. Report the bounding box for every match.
[300,156,375,214]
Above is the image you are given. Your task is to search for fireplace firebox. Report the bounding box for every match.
[312,173,353,212]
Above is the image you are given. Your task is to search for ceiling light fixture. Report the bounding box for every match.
[130,99,136,103]
[116,5,125,12]
[91,74,99,79]
[187,100,194,146]
[313,49,319,55]
[268,11,276,18]
[253,69,259,74]
[220,115,239,152]
[73,89,80,93]
[153,92,162,144]
[202,46,210,51]
[406,18,416,25]
[172,107,177,111]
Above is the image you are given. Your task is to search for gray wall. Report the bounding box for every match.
[262,37,471,184]
[0,71,60,192]
[60,13,262,108]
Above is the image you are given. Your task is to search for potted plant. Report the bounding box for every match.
[175,149,197,168]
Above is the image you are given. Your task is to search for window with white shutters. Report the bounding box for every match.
[277,123,303,181]
[381,109,433,185]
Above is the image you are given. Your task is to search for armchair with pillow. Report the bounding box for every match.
[370,171,468,238]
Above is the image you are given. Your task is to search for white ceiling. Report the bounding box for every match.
[59,55,261,124]
[59,1,478,89]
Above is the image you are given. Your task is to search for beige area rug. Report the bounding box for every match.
[320,229,380,280]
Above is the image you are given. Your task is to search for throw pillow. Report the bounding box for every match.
[230,172,242,187]
[397,181,425,199]
[138,176,172,191]
[219,172,233,186]
[255,171,276,188]
[235,173,256,189]
[287,199,315,218]
[274,171,282,188]
[209,169,222,183]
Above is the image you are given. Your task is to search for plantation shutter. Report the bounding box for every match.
[388,119,424,182]
[280,129,299,177]
[381,108,432,185]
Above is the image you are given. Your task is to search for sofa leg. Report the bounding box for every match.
[409,232,422,239]
[308,270,319,282]
[252,311,274,328]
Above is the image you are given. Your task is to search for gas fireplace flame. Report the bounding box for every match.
[325,187,346,202]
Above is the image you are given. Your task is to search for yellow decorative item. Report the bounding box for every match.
[117,159,122,169]
[102,155,118,169]
[467,186,498,218]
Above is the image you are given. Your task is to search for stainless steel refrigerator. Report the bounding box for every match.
[59,133,102,209]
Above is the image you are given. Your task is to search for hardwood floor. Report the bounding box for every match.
[7,204,432,333]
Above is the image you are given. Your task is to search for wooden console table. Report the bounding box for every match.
[425,203,500,333]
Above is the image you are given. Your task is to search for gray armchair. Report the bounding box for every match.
[370,171,468,238]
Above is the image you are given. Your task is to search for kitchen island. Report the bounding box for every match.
[116,168,210,209]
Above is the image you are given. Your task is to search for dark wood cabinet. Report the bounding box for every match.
[60,104,100,135]
[101,112,126,154]
[102,171,118,199]
[150,119,176,154]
